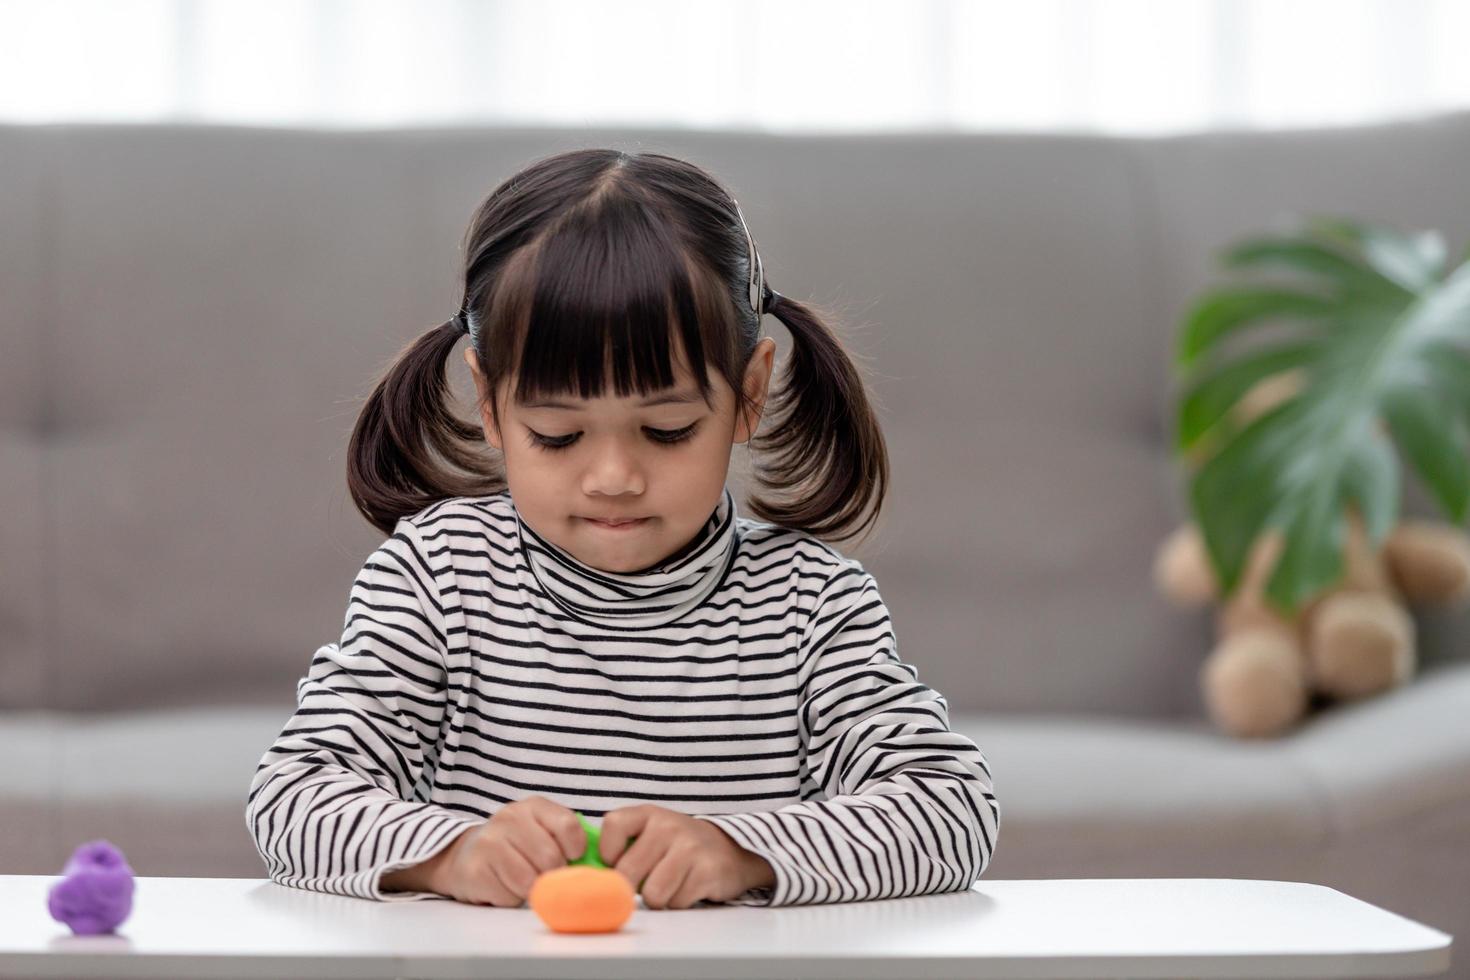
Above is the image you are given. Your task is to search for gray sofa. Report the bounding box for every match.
[2,117,1466,957]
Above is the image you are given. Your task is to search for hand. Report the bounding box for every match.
[598,804,775,910]
[430,795,587,907]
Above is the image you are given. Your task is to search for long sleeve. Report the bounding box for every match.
[244,517,484,901]
[693,564,1000,907]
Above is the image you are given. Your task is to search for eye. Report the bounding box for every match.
[647,423,699,444]
[525,423,699,452]
[526,430,578,451]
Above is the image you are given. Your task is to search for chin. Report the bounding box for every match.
[599,556,648,574]
[586,543,665,575]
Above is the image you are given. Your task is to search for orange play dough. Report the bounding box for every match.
[528,866,636,933]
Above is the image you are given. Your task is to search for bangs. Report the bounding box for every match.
[484,193,743,411]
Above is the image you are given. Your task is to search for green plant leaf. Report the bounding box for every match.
[1175,341,1318,451]
[1264,474,1346,613]
[1381,387,1470,523]
[1305,215,1448,291]
[1174,218,1470,614]
[1220,234,1414,305]
[1189,396,1312,594]
[1403,256,1470,346]
[1423,342,1470,417]
[1339,424,1400,545]
[1176,289,1335,370]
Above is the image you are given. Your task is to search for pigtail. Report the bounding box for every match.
[746,293,890,544]
[346,318,505,534]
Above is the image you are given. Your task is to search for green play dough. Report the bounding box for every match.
[569,812,606,868]
[568,811,635,869]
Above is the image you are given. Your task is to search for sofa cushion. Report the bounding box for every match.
[948,660,1470,862]
[3,661,1465,880]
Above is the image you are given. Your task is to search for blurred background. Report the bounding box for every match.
[3,0,1469,963]
[4,0,1470,133]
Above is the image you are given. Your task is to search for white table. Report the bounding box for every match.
[0,876,1452,979]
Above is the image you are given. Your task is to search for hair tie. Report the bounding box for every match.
[763,286,782,315]
[455,309,481,348]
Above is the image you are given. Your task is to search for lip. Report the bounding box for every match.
[583,517,650,530]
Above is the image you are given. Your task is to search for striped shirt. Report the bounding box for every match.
[245,484,1000,906]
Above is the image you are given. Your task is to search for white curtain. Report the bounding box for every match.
[2,0,1467,133]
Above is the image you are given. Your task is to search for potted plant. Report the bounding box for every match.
[1171,215,1470,615]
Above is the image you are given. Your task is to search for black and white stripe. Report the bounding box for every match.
[245,486,1000,906]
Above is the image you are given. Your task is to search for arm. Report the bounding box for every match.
[693,565,1000,906]
[244,518,483,901]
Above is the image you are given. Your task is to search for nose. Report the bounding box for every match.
[580,436,646,498]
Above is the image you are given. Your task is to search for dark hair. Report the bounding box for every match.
[347,148,889,546]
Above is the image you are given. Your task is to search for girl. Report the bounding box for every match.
[246,148,999,910]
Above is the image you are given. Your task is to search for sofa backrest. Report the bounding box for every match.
[3,116,1467,716]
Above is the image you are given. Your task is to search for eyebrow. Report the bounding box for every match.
[521,389,703,410]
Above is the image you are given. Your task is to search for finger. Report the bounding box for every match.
[489,836,542,898]
[611,826,669,896]
[642,852,694,911]
[479,861,523,908]
[515,821,574,873]
[454,842,519,909]
[668,865,708,910]
[529,798,588,862]
[599,805,654,867]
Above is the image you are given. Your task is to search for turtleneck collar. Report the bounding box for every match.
[515,486,739,630]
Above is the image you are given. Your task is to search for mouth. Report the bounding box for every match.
[583,517,650,530]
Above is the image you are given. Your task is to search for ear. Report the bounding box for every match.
[463,348,504,451]
[733,337,777,445]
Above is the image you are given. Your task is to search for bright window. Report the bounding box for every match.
[2,0,1466,133]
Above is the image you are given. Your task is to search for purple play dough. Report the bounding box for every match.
[47,840,135,935]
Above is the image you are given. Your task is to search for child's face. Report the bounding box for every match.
[464,337,775,574]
